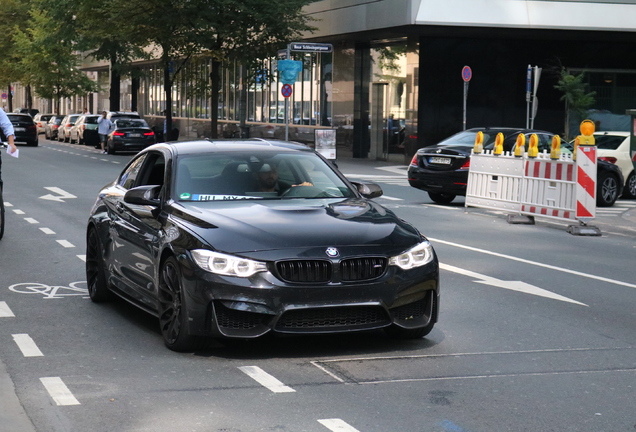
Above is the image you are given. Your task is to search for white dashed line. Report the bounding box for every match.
[12,209,25,215]
[238,366,296,393]
[77,255,86,262]
[24,218,39,224]
[56,240,75,248]
[40,227,55,234]
[40,377,80,406]
[4,201,12,207]
[318,419,361,432]
[12,334,44,357]
[0,301,15,317]
[378,195,402,201]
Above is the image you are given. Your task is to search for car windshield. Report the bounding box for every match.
[174,152,355,201]
[85,116,99,124]
[116,119,149,129]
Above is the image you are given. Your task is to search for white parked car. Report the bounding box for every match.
[595,131,636,199]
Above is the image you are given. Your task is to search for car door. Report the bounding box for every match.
[109,151,167,311]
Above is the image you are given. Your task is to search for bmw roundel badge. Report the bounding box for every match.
[326,247,339,257]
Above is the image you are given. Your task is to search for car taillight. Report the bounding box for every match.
[81,125,85,131]
[460,159,470,169]
[409,154,418,166]
[599,156,617,164]
[53,125,59,129]
[27,125,37,131]
[113,131,125,136]
[143,131,154,136]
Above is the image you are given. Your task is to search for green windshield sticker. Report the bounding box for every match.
[180,193,192,200]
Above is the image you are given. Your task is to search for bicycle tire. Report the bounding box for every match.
[0,185,4,240]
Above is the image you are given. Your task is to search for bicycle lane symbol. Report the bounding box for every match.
[8,281,89,299]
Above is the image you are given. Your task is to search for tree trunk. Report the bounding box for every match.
[109,50,121,111]
[209,59,220,139]
[163,54,173,140]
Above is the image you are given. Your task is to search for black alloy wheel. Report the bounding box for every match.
[158,257,200,351]
[85,228,112,302]
[597,171,620,207]
[428,192,456,204]
[623,171,636,199]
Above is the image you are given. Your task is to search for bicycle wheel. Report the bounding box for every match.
[0,185,5,240]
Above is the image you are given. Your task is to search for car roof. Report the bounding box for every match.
[466,127,553,134]
[144,139,313,157]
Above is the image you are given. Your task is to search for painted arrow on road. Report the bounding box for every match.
[39,187,77,202]
[440,263,588,306]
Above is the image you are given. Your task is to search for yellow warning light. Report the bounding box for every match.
[550,135,561,160]
[577,120,596,146]
[473,131,484,154]
[493,133,504,155]
[514,133,525,157]
[573,136,580,160]
[528,134,539,158]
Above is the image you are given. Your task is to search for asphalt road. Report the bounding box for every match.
[1,139,635,432]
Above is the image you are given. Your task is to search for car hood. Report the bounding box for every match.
[170,198,422,256]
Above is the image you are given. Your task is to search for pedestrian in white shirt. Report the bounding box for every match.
[97,111,114,154]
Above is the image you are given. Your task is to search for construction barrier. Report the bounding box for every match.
[466,122,599,234]
[466,150,579,223]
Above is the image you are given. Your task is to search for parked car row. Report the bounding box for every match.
[40,111,155,154]
[407,126,633,208]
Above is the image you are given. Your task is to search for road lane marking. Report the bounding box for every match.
[4,201,12,207]
[318,419,361,432]
[39,187,77,202]
[40,228,55,234]
[440,262,587,306]
[238,366,295,393]
[12,334,44,357]
[40,377,80,406]
[378,195,402,201]
[77,255,86,262]
[56,240,75,248]
[430,237,636,290]
[12,209,25,215]
[0,301,15,317]
[24,218,38,224]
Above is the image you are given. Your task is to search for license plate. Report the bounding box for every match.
[14,127,25,132]
[430,157,451,164]
[129,133,141,137]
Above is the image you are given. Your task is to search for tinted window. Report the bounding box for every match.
[118,155,147,189]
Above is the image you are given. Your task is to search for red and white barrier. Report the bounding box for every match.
[466,148,596,225]
[575,146,597,220]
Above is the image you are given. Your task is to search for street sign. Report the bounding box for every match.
[290,42,333,53]
[281,84,293,98]
[1,93,6,100]
[462,66,472,82]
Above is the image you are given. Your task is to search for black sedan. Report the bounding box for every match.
[86,139,439,351]
[408,127,554,204]
[5,113,38,146]
[106,118,155,154]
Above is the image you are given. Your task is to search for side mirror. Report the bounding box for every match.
[351,181,383,199]
[124,185,162,207]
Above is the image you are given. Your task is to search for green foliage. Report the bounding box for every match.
[554,68,596,139]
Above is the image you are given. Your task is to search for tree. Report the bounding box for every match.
[12,6,98,113]
[196,0,315,138]
[0,0,33,111]
[71,0,150,111]
[554,68,596,140]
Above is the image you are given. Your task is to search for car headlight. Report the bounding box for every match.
[389,241,434,270]
[191,249,267,277]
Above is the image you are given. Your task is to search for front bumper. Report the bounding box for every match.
[180,260,439,339]
[408,167,469,196]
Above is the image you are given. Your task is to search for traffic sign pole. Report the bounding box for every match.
[462,66,472,130]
